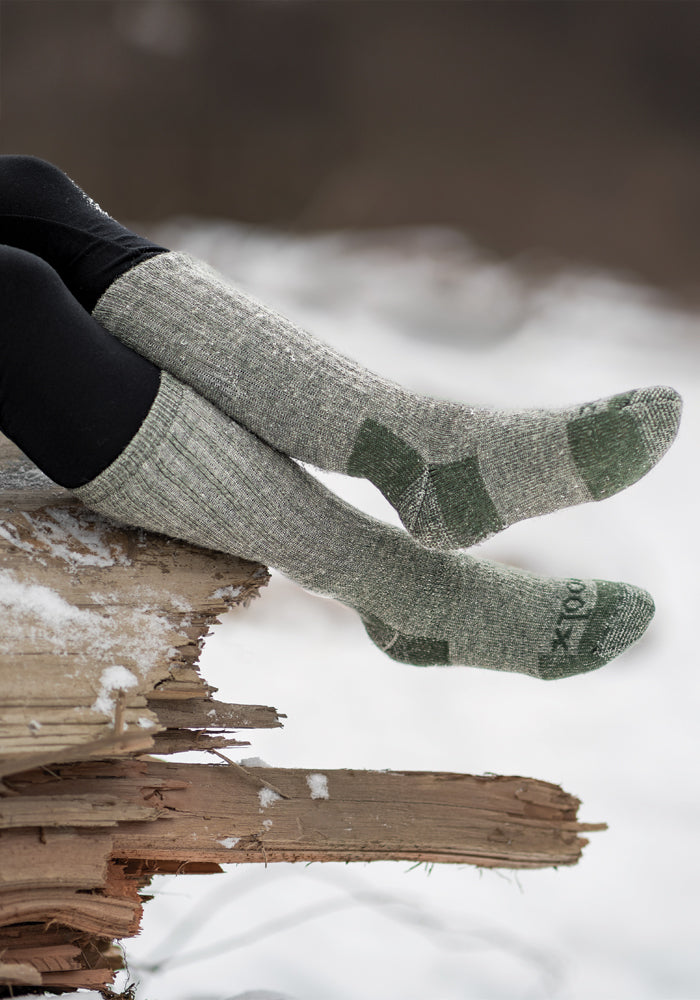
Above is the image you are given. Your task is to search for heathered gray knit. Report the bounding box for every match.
[73,374,655,678]
[93,251,682,549]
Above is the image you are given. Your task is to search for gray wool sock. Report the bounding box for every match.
[73,373,655,679]
[93,252,682,550]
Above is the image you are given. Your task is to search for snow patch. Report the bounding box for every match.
[91,666,138,716]
[258,787,281,809]
[0,521,43,560]
[0,570,89,630]
[217,836,240,849]
[0,570,176,677]
[239,756,269,767]
[212,584,243,601]
[306,773,330,799]
[20,507,132,569]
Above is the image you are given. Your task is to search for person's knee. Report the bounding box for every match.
[0,244,65,305]
[0,154,78,216]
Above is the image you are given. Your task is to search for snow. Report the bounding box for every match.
[0,568,176,699]
[91,665,138,716]
[100,221,698,1000]
[0,570,86,633]
[20,506,131,569]
[258,787,281,809]
[217,837,240,849]
[212,584,243,601]
[306,773,330,800]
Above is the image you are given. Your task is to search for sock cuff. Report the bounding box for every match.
[73,371,184,506]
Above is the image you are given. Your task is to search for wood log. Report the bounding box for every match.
[0,435,606,993]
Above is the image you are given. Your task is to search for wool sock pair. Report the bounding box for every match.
[68,249,680,678]
[74,373,656,680]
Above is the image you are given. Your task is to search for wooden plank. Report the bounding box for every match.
[0,794,162,829]
[148,698,283,729]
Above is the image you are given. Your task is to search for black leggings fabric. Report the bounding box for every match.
[0,156,168,487]
[0,155,168,312]
[0,244,160,488]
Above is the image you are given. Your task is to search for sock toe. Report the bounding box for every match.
[566,386,682,501]
[594,581,655,663]
[536,580,655,680]
[628,385,683,467]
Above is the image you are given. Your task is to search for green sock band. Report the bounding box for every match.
[348,419,503,548]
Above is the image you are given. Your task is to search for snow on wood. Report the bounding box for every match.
[0,433,605,993]
[0,433,272,764]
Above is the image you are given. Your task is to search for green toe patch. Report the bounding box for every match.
[348,419,502,546]
[537,580,625,679]
[566,392,652,500]
[362,614,450,666]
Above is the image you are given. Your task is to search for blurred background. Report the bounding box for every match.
[3,3,700,1000]
[3,0,700,298]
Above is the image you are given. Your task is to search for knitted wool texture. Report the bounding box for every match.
[73,374,655,678]
[93,251,682,549]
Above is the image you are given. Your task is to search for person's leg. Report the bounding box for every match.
[0,156,682,550]
[73,372,655,679]
[0,244,160,486]
[0,154,167,312]
[0,245,654,678]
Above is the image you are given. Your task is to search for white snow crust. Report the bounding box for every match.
[306,772,330,799]
[91,665,138,715]
[0,568,178,710]
[258,787,281,809]
[217,837,240,849]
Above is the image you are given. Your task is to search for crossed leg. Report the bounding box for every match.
[0,244,655,678]
[0,156,682,552]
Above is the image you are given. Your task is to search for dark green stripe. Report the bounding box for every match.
[348,419,424,508]
[566,393,651,500]
[431,456,503,545]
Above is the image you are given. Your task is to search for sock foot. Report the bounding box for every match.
[348,387,682,549]
[362,577,654,679]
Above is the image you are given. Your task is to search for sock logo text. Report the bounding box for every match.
[551,580,592,653]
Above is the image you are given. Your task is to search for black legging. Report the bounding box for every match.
[0,154,167,311]
[0,156,168,487]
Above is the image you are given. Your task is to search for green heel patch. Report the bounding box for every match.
[348,419,502,546]
[566,393,652,500]
[348,419,424,507]
[362,613,450,666]
[429,456,503,545]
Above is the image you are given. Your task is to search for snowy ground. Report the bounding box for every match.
[107,223,699,1000]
